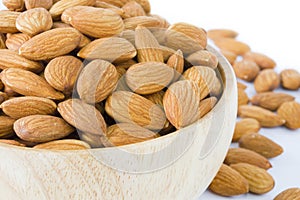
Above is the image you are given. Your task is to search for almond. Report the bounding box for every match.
[77,37,136,63]
[232,118,261,142]
[135,25,164,63]
[0,139,26,147]
[251,92,295,111]
[119,30,135,45]
[19,28,81,60]
[160,45,176,61]
[5,33,31,52]
[150,14,170,28]
[24,0,53,10]
[238,105,285,127]
[125,62,174,95]
[213,38,250,55]
[44,56,83,96]
[277,101,300,129]
[0,11,20,33]
[207,29,238,40]
[1,68,64,100]
[52,21,71,28]
[199,97,218,118]
[0,92,9,104]
[148,27,167,45]
[243,51,276,69]
[33,139,91,150]
[167,49,184,82]
[0,116,16,138]
[105,91,166,130]
[1,96,57,119]
[98,0,151,13]
[239,133,283,158]
[209,164,249,197]
[254,69,280,93]
[14,115,74,143]
[220,50,237,65]
[163,80,201,129]
[280,69,300,90]
[77,59,118,104]
[233,60,260,82]
[78,132,104,148]
[95,1,125,16]
[123,16,161,30]
[0,33,6,49]
[237,81,247,90]
[3,0,25,11]
[62,6,124,38]
[16,8,53,36]
[274,188,300,200]
[165,22,207,55]
[104,123,158,147]
[0,49,43,73]
[230,163,275,194]
[122,1,146,18]
[224,148,272,170]
[186,50,219,69]
[238,87,249,107]
[144,90,165,107]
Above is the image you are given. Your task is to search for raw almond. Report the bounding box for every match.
[213,38,250,55]
[33,139,91,150]
[105,91,166,130]
[0,49,43,73]
[274,188,300,200]
[119,30,135,45]
[0,139,26,147]
[123,16,161,30]
[238,105,285,127]
[58,99,107,136]
[254,69,280,93]
[163,80,201,129]
[239,133,283,158]
[77,37,136,63]
[165,22,207,55]
[144,90,165,107]
[186,50,218,69]
[238,87,249,107]
[14,115,74,143]
[5,33,31,52]
[1,96,57,119]
[230,163,275,194]
[243,51,276,69]
[19,28,81,60]
[0,33,6,49]
[251,92,295,111]
[224,148,272,170]
[122,1,146,18]
[24,0,53,10]
[148,27,167,45]
[78,132,104,148]
[94,1,125,17]
[135,25,164,63]
[232,118,261,142]
[209,164,249,197]
[3,0,25,11]
[62,6,124,38]
[44,56,83,96]
[207,29,238,40]
[51,21,71,28]
[0,11,20,33]
[104,123,158,147]
[98,0,151,13]
[167,49,184,82]
[1,68,64,100]
[160,45,176,61]
[280,69,300,90]
[0,116,16,138]
[125,62,174,95]
[199,97,218,118]
[277,101,300,129]
[150,14,170,28]
[77,59,118,104]
[233,60,260,82]
[220,50,237,65]
[237,81,247,90]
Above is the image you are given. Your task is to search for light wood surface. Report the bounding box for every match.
[0,46,237,200]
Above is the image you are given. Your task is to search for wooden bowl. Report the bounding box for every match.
[0,46,237,199]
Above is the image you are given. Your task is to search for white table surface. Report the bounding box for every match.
[1,1,299,199]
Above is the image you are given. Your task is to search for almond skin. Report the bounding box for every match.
[243,51,276,69]
[254,69,280,93]
[1,68,64,100]
[230,163,275,194]
[199,97,218,118]
[122,1,146,18]
[24,0,53,10]
[3,0,25,11]
[238,105,285,127]
[224,148,272,170]
[207,29,238,40]
[5,33,31,52]
[0,33,6,49]
[233,60,260,82]
[33,139,91,150]
[277,101,300,129]
[0,116,16,138]
[123,16,161,30]
[280,69,300,90]
[19,28,81,60]
[62,6,124,38]
[167,49,184,82]
[14,115,75,143]
[0,11,20,33]
[186,50,218,69]
[232,118,261,142]
[0,96,57,119]
[238,87,249,107]
[239,133,283,158]
[213,38,250,55]
[274,188,300,200]
[209,164,249,197]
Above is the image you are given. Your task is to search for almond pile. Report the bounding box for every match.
[208,29,300,198]
[0,0,222,150]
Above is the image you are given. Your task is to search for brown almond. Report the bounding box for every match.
[94,1,125,17]
[232,118,261,142]
[233,60,260,82]
[254,69,280,93]
[78,132,104,148]
[209,164,249,197]
[213,38,250,55]
[160,45,176,61]
[0,33,6,49]
[33,139,91,150]
[77,59,118,104]
[220,50,237,65]
[224,148,272,170]
[238,105,285,127]
[167,49,184,82]
[122,1,146,18]
[58,99,107,136]
[3,0,25,11]
[119,30,135,45]
[19,28,81,60]
[14,115,74,143]
[125,62,174,95]
[237,81,247,90]
[238,87,249,107]
[1,96,57,119]
[0,139,26,147]
[150,14,170,28]
[243,51,276,69]
[24,0,53,10]
[280,69,300,90]
[1,68,64,100]
[0,11,20,33]
[78,37,136,63]
[5,33,31,52]
[251,92,295,111]
[207,29,238,40]
[231,163,275,194]
[98,0,151,13]
[274,188,300,200]
[186,50,219,69]
[277,101,300,129]
[199,97,218,118]
[123,16,161,30]
[0,116,16,138]
[105,91,166,130]
[144,90,165,107]
[62,6,124,38]
[51,21,71,28]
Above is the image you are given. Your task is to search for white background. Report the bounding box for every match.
[1,1,300,199]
